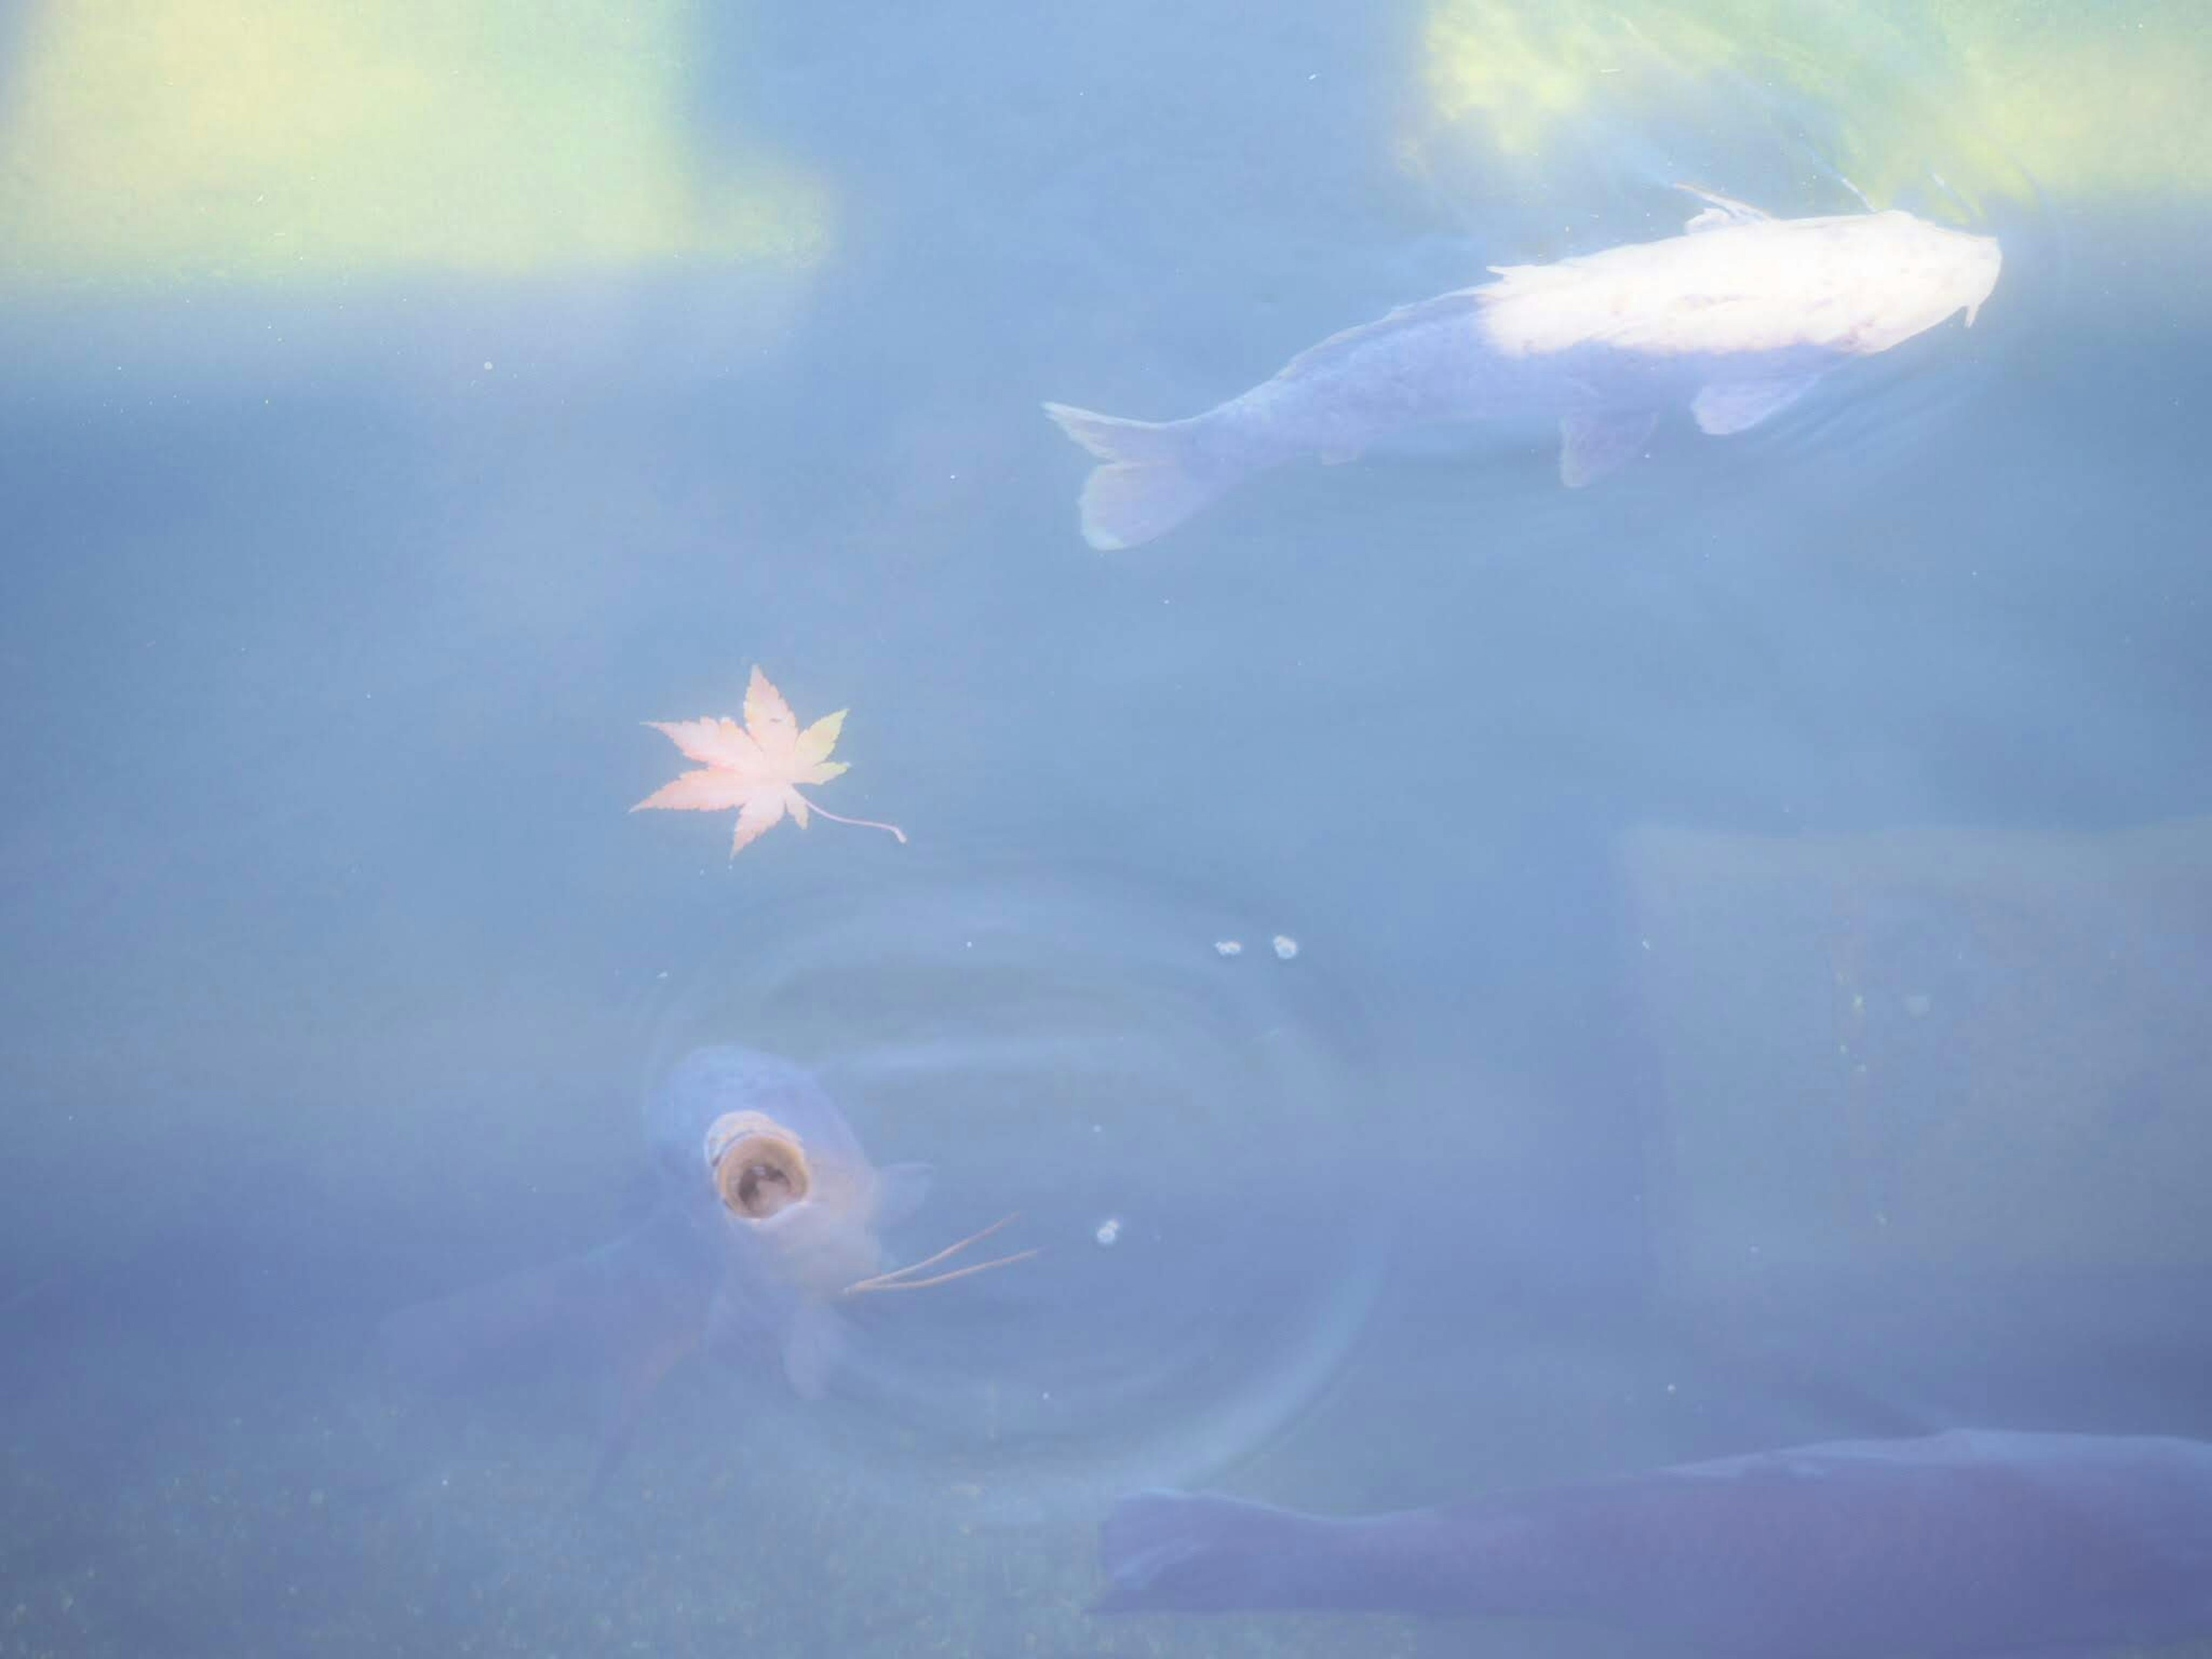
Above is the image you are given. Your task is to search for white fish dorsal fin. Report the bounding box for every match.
[1386,286,1491,317]
[1275,288,1488,383]
[1559,409,1658,487]
[1486,261,1577,290]
[1692,373,1825,435]
[1674,183,1772,233]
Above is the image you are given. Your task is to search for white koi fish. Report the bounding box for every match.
[1045,187,2002,549]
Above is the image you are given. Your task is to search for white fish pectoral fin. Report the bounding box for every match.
[1558,410,1658,488]
[1675,183,1773,231]
[781,1301,854,1400]
[1692,374,1824,436]
[872,1161,934,1229]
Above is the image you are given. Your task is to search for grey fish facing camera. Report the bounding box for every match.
[1097,1430,2212,1657]
[380,1045,1033,1495]
[1045,188,2001,548]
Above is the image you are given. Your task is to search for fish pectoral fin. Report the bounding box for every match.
[872,1161,934,1229]
[1691,374,1824,436]
[1558,410,1658,487]
[781,1301,855,1401]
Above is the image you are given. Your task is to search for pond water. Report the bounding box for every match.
[4,3,2211,1656]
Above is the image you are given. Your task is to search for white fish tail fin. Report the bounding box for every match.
[1096,1490,1323,1612]
[1042,402,1232,551]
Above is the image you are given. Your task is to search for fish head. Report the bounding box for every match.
[1866,210,2004,340]
[664,1048,1032,1396]
[702,1107,892,1300]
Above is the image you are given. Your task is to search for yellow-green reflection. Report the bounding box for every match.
[0,0,828,294]
[1418,0,2212,209]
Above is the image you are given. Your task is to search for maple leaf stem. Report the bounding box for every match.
[797,793,909,844]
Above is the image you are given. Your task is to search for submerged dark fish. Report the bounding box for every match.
[380,1045,1031,1493]
[1046,188,2002,548]
[1098,1430,2212,1657]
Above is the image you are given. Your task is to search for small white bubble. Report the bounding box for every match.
[1094,1217,1121,1246]
[1214,940,1244,957]
[1271,934,1299,960]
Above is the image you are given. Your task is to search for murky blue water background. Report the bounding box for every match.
[3,2,2211,1654]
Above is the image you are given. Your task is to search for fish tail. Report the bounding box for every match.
[1096,1489,1329,1612]
[378,1210,713,1498]
[1042,402,1233,551]
[378,1254,606,1391]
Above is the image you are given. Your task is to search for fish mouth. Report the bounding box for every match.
[704,1111,812,1219]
